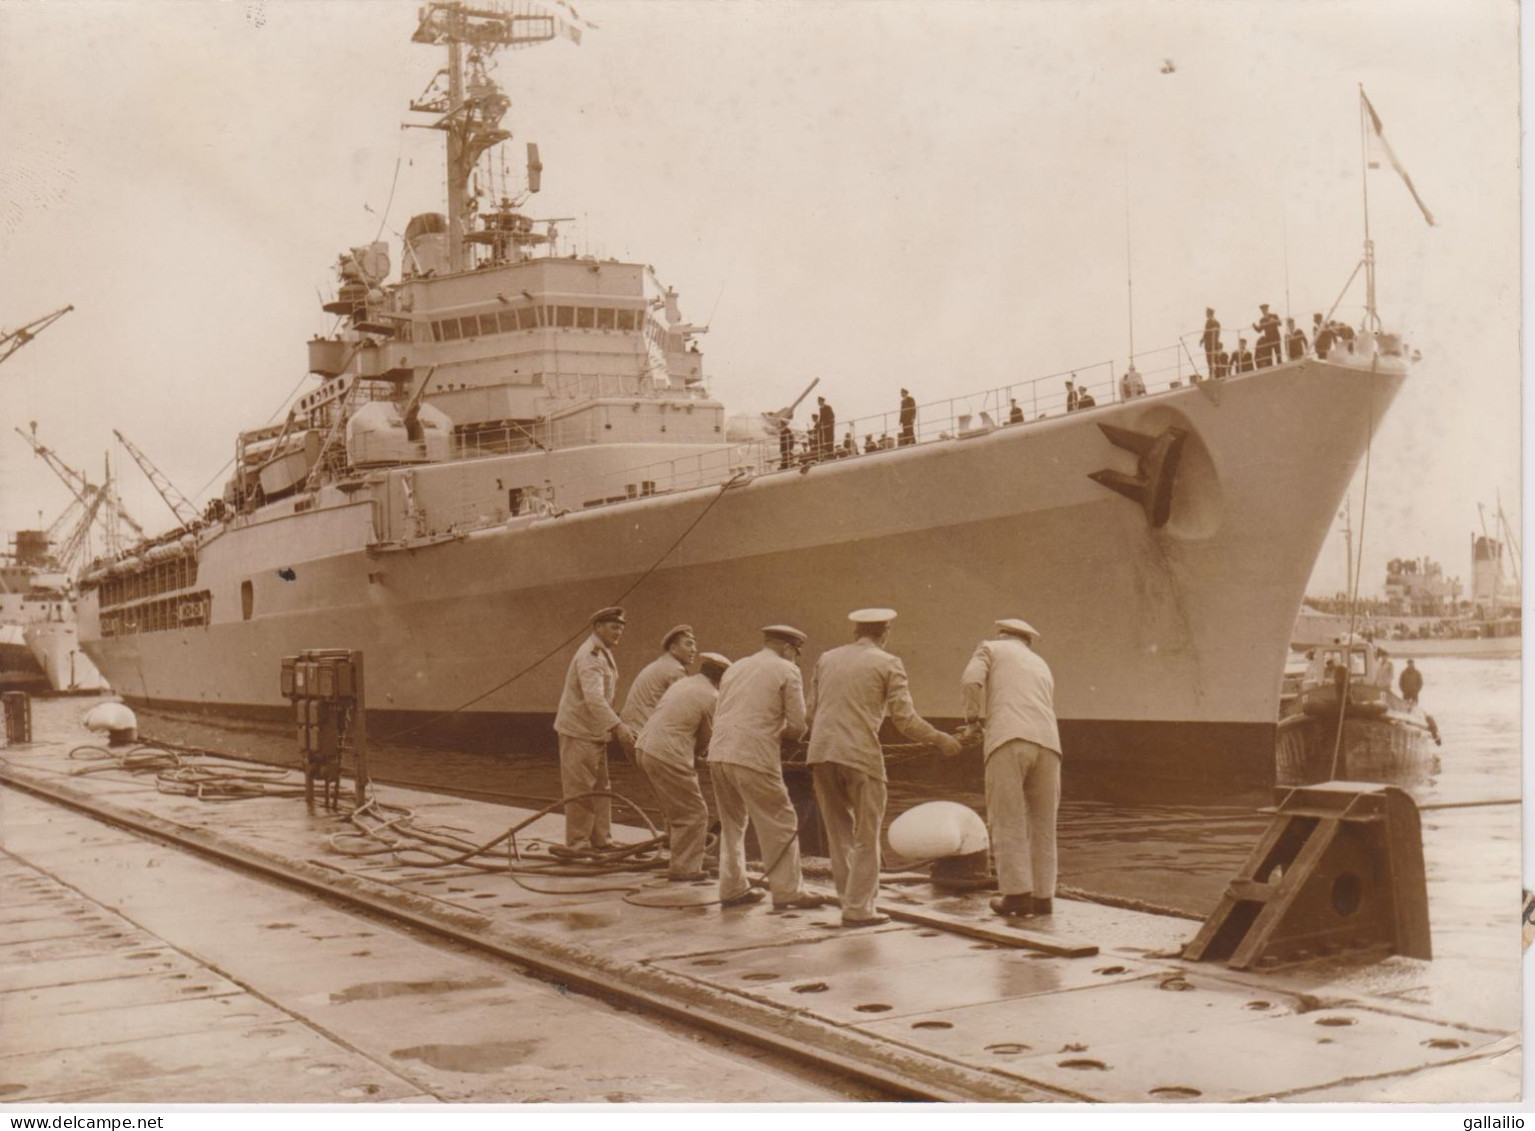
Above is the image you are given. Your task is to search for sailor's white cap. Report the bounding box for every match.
[761,624,808,646]
[661,624,694,649]
[698,652,731,672]
[849,607,897,625]
[996,618,1041,641]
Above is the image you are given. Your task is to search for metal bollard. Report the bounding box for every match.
[931,850,992,892]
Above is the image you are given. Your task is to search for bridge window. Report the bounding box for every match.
[478,313,499,336]
[458,316,479,338]
[576,307,595,329]
[497,310,518,333]
[517,307,537,330]
[616,310,638,332]
[555,306,575,328]
[440,319,462,341]
[596,308,615,330]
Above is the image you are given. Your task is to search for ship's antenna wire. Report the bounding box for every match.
[1328,372,1381,781]
[1282,198,1292,324]
[372,152,406,245]
[1123,152,1135,364]
[377,469,749,744]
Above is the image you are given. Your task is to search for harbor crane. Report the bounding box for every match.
[114,429,200,529]
[0,305,73,368]
[15,424,146,560]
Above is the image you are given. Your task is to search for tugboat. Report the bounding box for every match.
[1276,635,1440,786]
[74,3,1415,785]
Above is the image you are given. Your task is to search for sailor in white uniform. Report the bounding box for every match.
[807,608,960,926]
[552,606,634,850]
[634,652,729,881]
[706,625,822,910]
[961,617,1062,918]
[620,624,696,731]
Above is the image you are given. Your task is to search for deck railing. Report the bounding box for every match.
[483,325,1340,519]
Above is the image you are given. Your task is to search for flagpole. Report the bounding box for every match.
[1358,85,1378,329]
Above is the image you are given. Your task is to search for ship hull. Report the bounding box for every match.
[1293,611,1521,658]
[23,620,109,693]
[1276,714,1438,787]
[0,634,48,694]
[1367,634,1520,660]
[82,358,1404,787]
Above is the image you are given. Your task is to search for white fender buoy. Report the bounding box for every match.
[888,800,989,861]
[83,701,138,746]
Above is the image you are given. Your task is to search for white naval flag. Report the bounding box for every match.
[1361,88,1436,227]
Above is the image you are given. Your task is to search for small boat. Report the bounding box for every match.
[1276,636,1440,785]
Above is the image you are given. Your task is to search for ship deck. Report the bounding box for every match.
[0,697,1517,1104]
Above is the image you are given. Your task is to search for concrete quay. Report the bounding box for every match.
[0,702,1521,1104]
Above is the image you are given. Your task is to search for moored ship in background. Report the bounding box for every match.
[75,2,1413,785]
[1293,503,1521,659]
[1,530,105,694]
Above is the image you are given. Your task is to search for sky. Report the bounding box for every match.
[0,0,1521,600]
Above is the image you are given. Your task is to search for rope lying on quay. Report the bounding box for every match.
[68,743,308,801]
[331,789,685,900]
[68,738,749,906]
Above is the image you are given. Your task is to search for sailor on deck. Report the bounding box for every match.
[962,618,1062,919]
[620,624,696,732]
[899,388,918,447]
[1202,307,1221,374]
[807,609,960,927]
[706,625,822,910]
[553,606,635,850]
[635,652,731,881]
[1374,648,1396,690]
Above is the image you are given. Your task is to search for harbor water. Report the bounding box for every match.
[129,654,1520,919]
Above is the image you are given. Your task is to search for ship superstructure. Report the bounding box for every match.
[4,429,129,693]
[76,2,1414,784]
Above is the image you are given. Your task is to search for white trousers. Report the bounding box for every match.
[984,738,1060,898]
[711,762,803,902]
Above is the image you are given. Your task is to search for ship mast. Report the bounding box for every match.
[1358,91,1377,331]
[408,3,559,273]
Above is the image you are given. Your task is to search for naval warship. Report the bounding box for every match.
[75,2,1411,783]
[3,531,105,694]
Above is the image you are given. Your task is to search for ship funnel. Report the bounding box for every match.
[527,143,542,193]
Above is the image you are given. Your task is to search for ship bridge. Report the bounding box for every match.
[308,248,710,436]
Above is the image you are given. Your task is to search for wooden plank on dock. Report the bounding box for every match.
[881,905,1099,957]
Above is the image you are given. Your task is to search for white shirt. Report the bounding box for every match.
[707,647,806,773]
[961,636,1060,758]
[806,638,942,782]
[620,652,687,730]
[636,673,718,768]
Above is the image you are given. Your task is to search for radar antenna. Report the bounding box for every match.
[406,2,583,272]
